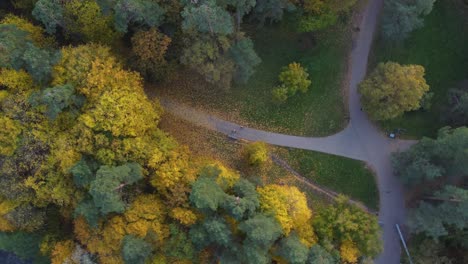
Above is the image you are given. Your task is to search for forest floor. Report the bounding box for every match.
[370,0,468,138]
[154,7,366,136]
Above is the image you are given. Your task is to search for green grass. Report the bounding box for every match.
[370,0,468,138]
[157,15,353,136]
[282,148,379,210]
[230,22,349,136]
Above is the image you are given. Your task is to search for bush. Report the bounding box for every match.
[244,142,269,166]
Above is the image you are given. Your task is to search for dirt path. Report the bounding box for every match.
[160,0,416,262]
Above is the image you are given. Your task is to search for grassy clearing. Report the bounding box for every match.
[156,12,357,136]
[370,0,468,138]
[279,148,379,210]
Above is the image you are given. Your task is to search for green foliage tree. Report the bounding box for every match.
[189,216,233,250]
[408,186,468,240]
[32,0,63,34]
[122,235,152,264]
[229,37,262,84]
[277,233,309,264]
[359,62,430,120]
[392,126,468,186]
[182,0,234,36]
[381,0,437,41]
[30,84,84,120]
[238,213,282,248]
[180,34,235,88]
[89,163,143,215]
[244,141,269,166]
[253,0,296,25]
[443,87,468,126]
[163,224,194,262]
[313,196,382,258]
[190,176,227,212]
[307,245,336,264]
[272,62,311,103]
[0,232,48,263]
[111,0,165,33]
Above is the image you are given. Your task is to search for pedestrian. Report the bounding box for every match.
[240,126,244,130]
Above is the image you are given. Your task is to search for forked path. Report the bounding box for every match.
[161,0,415,263]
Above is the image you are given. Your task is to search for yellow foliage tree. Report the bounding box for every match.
[124,194,169,242]
[0,199,19,231]
[340,239,360,263]
[170,207,197,226]
[0,68,35,92]
[0,115,22,156]
[51,240,75,264]
[52,44,115,87]
[257,184,316,246]
[63,0,120,45]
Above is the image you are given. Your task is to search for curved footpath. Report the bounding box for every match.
[160,0,416,263]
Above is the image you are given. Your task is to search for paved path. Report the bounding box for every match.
[160,0,417,263]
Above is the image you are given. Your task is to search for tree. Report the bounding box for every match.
[32,0,63,34]
[392,127,468,186]
[307,245,336,264]
[0,231,48,263]
[88,163,143,215]
[277,233,309,264]
[29,84,84,120]
[443,86,468,126]
[111,0,165,33]
[272,62,312,103]
[408,186,468,240]
[257,184,316,246]
[244,141,269,166]
[0,14,54,48]
[229,37,262,84]
[313,196,382,258]
[253,0,296,25]
[131,28,171,80]
[190,176,227,212]
[182,1,234,36]
[52,44,114,87]
[381,0,437,41]
[238,214,283,248]
[180,34,235,89]
[189,216,233,250]
[122,235,152,264]
[359,62,430,120]
[62,0,119,44]
[0,115,22,156]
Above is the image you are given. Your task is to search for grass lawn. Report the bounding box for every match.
[370,0,468,138]
[156,12,358,136]
[280,148,379,210]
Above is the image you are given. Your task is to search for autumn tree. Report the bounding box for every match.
[382,0,437,41]
[257,184,316,246]
[272,62,312,103]
[0,115,22,156]
[131,28,172,80]
[313,196,382,259]
[359,62,430,120]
